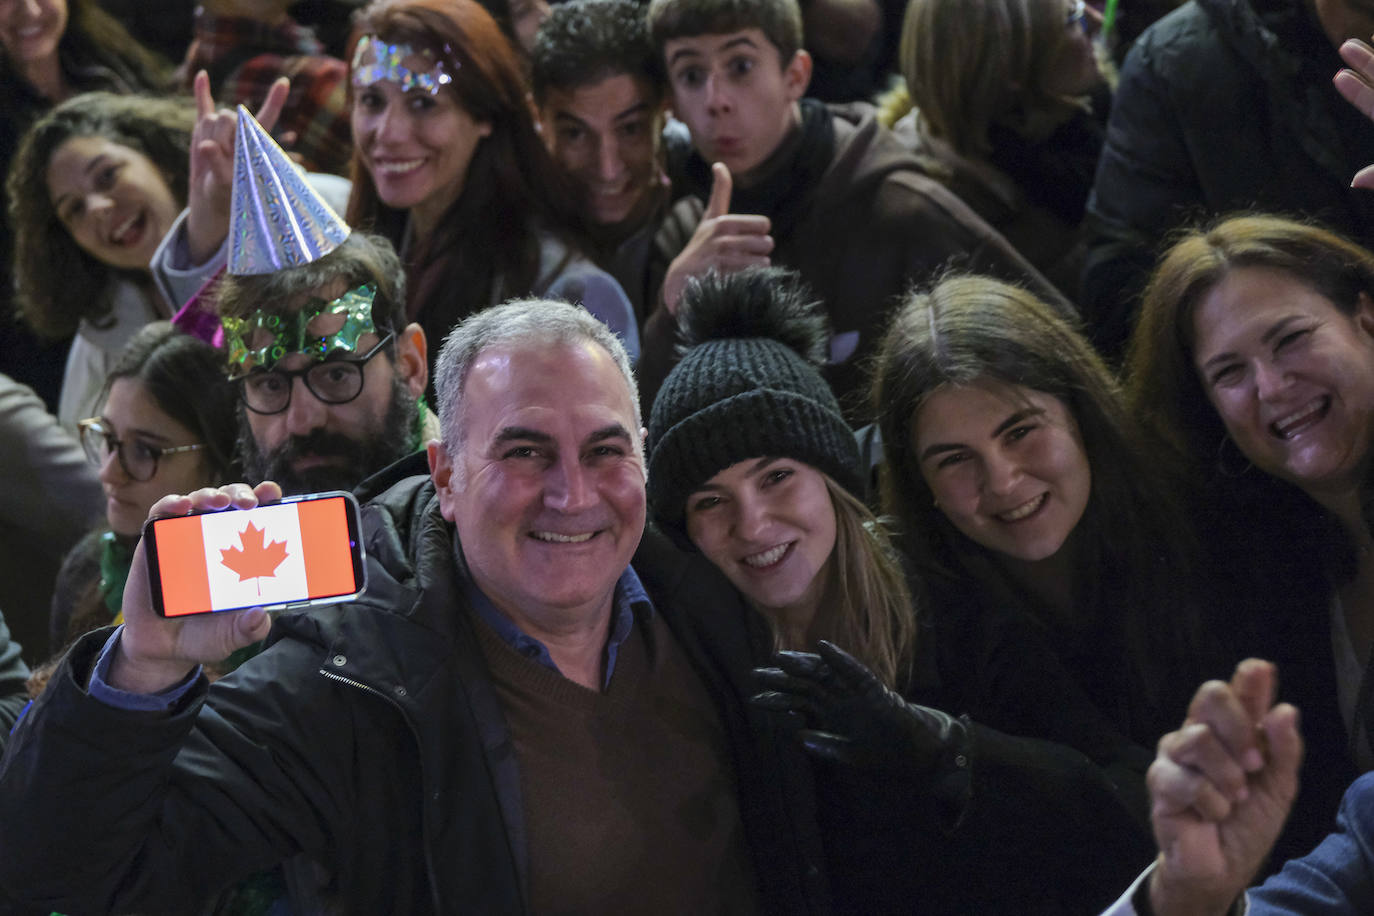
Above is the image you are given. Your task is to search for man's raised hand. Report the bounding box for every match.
[107,481,281,695]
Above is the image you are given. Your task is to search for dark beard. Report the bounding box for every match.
[238,375,419,496]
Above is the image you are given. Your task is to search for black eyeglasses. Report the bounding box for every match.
[78,417,206,482]
[236,333,394,415]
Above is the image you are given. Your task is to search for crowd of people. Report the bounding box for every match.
[3,0,1374,912]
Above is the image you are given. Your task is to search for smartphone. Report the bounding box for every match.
[143,491,368,618]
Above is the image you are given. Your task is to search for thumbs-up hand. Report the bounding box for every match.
[185,70,291,264]
[660,162,773,315]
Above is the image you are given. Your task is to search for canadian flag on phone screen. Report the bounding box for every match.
[154,499,356,616]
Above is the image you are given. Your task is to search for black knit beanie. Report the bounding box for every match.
[646,267,861,538]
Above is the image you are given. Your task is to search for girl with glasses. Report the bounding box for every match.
[47,322,237,654]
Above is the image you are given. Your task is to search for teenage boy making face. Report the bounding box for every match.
[641,0,1069,422]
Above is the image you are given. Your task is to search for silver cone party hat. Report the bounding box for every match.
[228,106,350,275]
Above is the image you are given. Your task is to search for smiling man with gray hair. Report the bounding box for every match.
[0,298,828,914]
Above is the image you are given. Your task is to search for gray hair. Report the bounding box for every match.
[434,299,641,469]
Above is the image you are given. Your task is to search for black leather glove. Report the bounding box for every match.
[751,639,971,772]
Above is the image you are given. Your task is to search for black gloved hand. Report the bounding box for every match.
[751,639,970,772]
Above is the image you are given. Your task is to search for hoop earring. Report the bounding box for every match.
[1215,435,1254,478]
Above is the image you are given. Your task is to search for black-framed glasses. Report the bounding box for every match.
[235,333,394,415]
[78,417,206,482]
[1065,0,1087,29]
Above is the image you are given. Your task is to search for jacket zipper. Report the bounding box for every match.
[318,667,446,914]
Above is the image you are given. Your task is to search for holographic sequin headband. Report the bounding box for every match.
[223,284,380,378]
[351,35,456,95]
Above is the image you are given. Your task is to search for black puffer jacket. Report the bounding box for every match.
[1083,0,1374,357]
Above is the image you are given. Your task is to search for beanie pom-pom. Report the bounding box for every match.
[676,267,829,366]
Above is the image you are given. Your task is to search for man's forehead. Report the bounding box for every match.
[665,29,771,63]
[544,73,657,123]
[462,340,635,430]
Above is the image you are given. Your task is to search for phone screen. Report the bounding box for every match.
[146,492,366,617]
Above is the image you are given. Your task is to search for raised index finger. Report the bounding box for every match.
[194,69,216,120]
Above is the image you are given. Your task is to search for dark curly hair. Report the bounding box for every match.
[7,92,193,339]
[530,0,663,105]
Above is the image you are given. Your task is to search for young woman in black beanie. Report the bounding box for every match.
[646,267,1156,915]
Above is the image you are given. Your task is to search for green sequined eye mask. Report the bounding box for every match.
[351,35,456,95]
[223,283,380,378]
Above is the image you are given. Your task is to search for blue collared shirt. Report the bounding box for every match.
[464,566,653,691]
[85,565,656,710]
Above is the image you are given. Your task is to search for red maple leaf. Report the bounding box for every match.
[220,521,289,595]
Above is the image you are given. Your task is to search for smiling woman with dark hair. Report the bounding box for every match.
[343,0,638,370]
[8,92,192,429]
[871,274,1210,831]
[1127,212,1374,865]
[0,0,172,408]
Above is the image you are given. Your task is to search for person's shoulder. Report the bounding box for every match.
[632,526,745,607]
[1133,2,1218,55]
[1123,1,1230,80]
[536,232,613,290]
[1341,771,1374,817]
[357,458,439,566]
[822,101,919,181]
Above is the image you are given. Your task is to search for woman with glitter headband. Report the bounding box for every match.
[344,0,639,372]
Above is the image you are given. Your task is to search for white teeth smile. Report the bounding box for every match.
[111,214,139,244]
[375,159,424,175]
[997,493,1046,522]
[1271,397,1327,439]
[742,543,788,568]
[531,531,595,543]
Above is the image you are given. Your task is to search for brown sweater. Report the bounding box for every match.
[474,609,760,915]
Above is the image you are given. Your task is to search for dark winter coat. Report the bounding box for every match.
[1083,0,1374,357]
[0,463,831,914]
